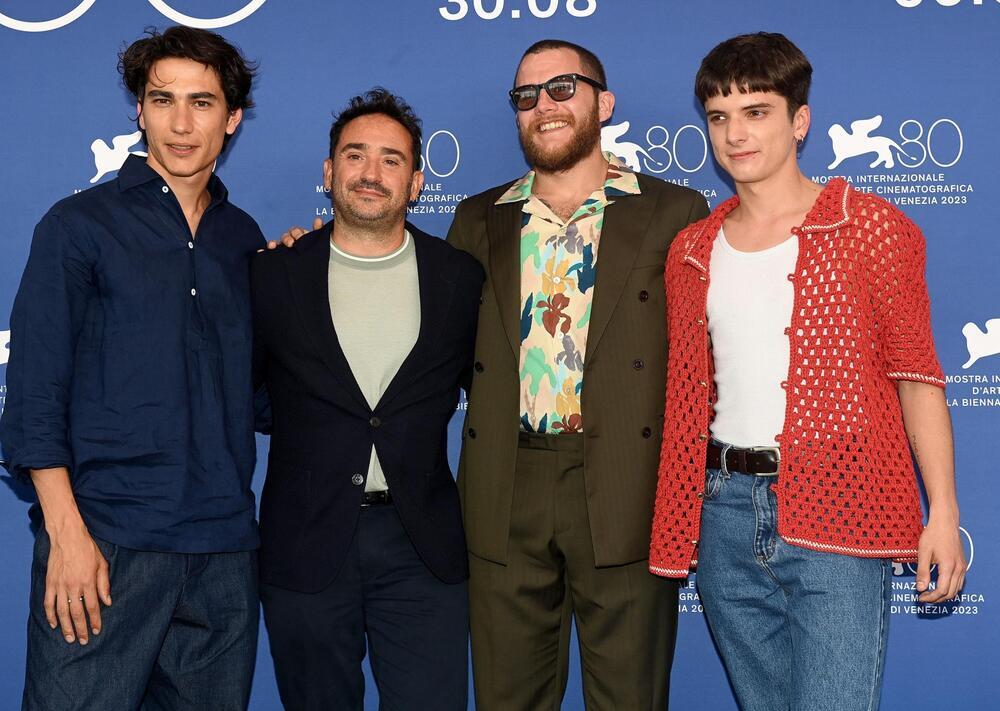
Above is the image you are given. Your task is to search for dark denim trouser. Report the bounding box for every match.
[23,529,259,711]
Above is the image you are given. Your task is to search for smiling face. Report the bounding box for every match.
[704,87,809,187]
[324,113,423,230]
[138,57,241,186]
[514,47,613,173]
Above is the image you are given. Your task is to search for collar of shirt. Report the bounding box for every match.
[495,151,641,214]
[116,153,229,208]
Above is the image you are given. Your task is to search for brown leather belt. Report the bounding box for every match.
[706,440,780,476]
[361,490,392,507]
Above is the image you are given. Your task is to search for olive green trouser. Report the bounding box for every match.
[469,431,680,710]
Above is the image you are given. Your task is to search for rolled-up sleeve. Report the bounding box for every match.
[0,211,95,478]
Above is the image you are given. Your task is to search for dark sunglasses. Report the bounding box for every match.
[509,73,607,111]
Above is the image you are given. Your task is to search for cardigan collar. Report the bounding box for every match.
[682,178,851,274]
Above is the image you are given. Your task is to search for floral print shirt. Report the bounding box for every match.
[496,153,641,434]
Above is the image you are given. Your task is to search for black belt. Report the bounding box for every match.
[361,490,392,507]
[706,440,780,476]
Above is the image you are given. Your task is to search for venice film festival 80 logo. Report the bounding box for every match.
[816,114,974,208]
[0,0,267,32]
[600,120,720,205]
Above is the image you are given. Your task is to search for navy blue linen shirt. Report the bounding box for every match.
[0,155,263,553]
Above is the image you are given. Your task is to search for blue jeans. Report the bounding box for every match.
[23,529,259,711]
[696,444,891,711]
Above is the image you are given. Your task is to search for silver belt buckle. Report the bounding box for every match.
[749,446,780,477]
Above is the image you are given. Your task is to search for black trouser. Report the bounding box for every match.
[261,503,469,711]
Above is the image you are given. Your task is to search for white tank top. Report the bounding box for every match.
[706,228,797,447]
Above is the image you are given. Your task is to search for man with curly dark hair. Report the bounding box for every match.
[0,25,263,710]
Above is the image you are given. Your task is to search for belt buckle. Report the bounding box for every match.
[748,446,780,477]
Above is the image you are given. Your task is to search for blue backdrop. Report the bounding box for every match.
[1,1,997,708]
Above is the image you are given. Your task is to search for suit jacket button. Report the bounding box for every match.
[369,416,381,428]
[474,361,484,372]
[351,474,364,486]
[632,359,644,370]
[638,290,649,302]
[467,428,477,439]
[641,427,652,438]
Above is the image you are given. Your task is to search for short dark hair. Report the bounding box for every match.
[119,26,257,147]
[695,32,812,118]
[328,88,423,170]
[518,39,607,88]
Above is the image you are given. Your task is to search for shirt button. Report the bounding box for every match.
[190,288,197,296]
[351,473,364,486]
[161,186,169,194]
[474,361,484,373]
[467,428,477,439]
[638,290,649,302]
[188,241,194,249]
[632,359,644,370]
[369,416,381,428]
[641,426,652,439]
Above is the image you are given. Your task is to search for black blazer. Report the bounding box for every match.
[251,223,484,593]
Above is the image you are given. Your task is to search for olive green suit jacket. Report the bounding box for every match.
[446,172,709,567]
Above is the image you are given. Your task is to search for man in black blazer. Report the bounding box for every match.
[251,89,483,710]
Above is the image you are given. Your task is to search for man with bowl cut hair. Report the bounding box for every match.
[649,32,965,710]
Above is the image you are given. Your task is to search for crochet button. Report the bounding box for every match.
[698,380,707,388]
[696,492,704,500]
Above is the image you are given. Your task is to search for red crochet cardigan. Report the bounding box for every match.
[649,178,944,578]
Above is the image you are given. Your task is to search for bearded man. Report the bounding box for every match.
[446,40,709,710]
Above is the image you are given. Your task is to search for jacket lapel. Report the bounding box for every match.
[585,193,656,361]
[486,200,523,361]
[376,227,455,410]
[285,224,370,412]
